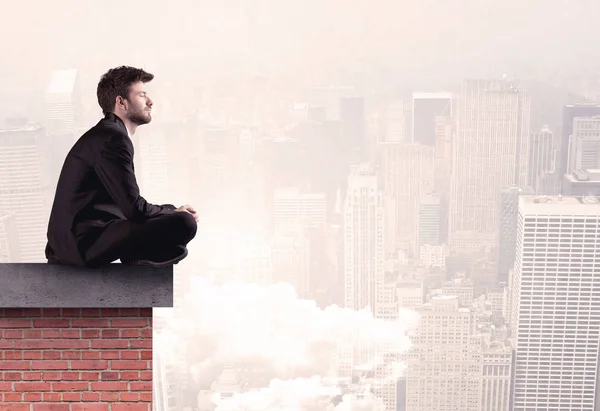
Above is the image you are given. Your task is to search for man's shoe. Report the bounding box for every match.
[121,245,188,267]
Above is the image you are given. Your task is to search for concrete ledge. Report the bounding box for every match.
[0,263,173,307]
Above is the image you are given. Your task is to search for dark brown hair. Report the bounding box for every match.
[97,66,154,115]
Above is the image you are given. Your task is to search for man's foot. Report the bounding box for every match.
[121,245,188,267]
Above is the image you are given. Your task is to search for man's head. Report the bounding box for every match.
[97,66,154,126]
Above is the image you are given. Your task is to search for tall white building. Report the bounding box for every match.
[45,68,84,135]
[385,100,405,143]
[0,125,51,262]
[344,163,385,312]
[273,187,326,232]
[510,195,600,411]
[567,116,600,174]
[342,164,385,375]
[380,142,434,255]
[0,214,19,262]
[406,296,482,411]
[449,79,531,253]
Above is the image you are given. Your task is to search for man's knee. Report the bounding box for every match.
[172,211,197,242]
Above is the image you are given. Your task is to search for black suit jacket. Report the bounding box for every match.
[45,113,176,265]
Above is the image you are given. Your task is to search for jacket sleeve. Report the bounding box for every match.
[94,132,175,222]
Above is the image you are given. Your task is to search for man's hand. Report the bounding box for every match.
[175,204,199,222]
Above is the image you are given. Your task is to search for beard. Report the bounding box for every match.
[127,106,152,125]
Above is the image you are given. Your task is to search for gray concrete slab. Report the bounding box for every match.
[0,263,173,307]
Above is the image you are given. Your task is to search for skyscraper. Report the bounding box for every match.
[528,126,557,194]
[449,79,531,254]
[343,164,385,373]
[560,103,600,176]
[0,124,51,262]
[567,115,600,174]
[497,186,526,282]
[412,92,453,145]
[380,142,434,255]
[510,195,600,411]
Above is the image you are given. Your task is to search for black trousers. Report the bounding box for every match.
[82,212,197,268]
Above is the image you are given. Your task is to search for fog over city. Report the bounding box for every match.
[2,1,600,410]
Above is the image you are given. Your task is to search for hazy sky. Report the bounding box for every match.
[1,0,599,105]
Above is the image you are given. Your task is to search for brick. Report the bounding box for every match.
[22,309,42,317]
[62,392,82,402]
[0,341,13,349]
[62,308,81,317]
[120,372,139,381]
[73,405,108,411]
[52,382,90,391]
[0,382,13,390]
[23,372,43,380]
[3,393,23,402]
[70,361,108,370]
[0,404,28,411]
[63,351,81,360]
[111,361,147,370]
[82,351,100,360]
[80,372,100,381]
[24,392,43,402]
[43,351,61,360]
[119,308,139,316]
[15,340,52,350]
[41,372,61,381]
[0,361,30,370]
[81,393,101,402]
[41,308,62,317]
[100,351,119,360]
[5,351,23,360]
[4,372,23,380]
[14,382,52,391]
[4,330,23,339]
[81,309,101,317]
[100,309,119,317]
[112,404,149,411]
[23,330,43,339]
[52,340,89,349]
[121,351,139,360]
[100,372,119,380]
[81,330,100,339]
[42,393,62,402]
[139,329,152,338]
[120,329,139,338]
[130,340,151,349]
[61,330,81,339]
[130,381,152,391]
[139,308,152,317]
[100,392,119,402]
[42,330,61,339]
[100,329,120,339]
[61,372,80,381]
[0,319,31,328]
[112,319,149,328]
[23,351,43,360]
[31,361,69,370]
[33,405,70,411]
[120,393,139,401]
[91,340,129,349]
[140,350,152,360]
[140,392,152,402]
[33,319,70,328]
[140,371,152,380]
[71,319,109,328]
[3,309,23,317]
[91,381,129,391]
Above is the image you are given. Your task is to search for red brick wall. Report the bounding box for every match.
[0,308,153,411]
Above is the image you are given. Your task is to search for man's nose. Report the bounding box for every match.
[147,98,153,107]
